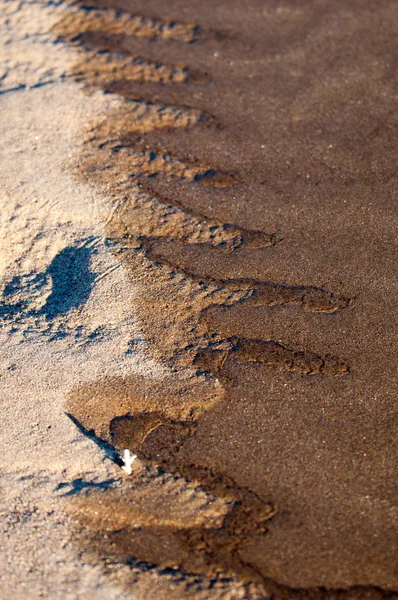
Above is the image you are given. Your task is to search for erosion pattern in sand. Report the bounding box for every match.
[1,0,397,599]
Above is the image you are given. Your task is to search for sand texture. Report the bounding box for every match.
[0,0,397,599]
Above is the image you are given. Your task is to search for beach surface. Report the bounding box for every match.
[0,1,397,598]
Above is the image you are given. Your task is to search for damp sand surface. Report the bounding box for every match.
[1,1,398,599]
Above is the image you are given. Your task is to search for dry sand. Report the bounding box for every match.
[0,1,397,599]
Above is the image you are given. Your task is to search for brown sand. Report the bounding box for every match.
[1,0,397,598]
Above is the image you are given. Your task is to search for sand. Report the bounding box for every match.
[0,0,397,599]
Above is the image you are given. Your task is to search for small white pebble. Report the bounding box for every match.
[121,449,137,475]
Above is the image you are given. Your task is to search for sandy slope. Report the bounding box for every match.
[0,3,157,598]
[0,3,231,599]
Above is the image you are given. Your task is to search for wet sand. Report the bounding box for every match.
[1,0,397,598]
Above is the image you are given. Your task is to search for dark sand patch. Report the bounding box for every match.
[56,0,398,597]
